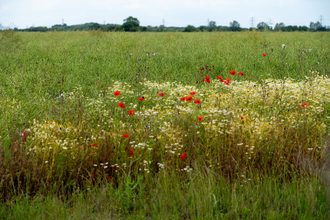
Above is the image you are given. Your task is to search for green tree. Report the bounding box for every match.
[298,26,308,31]
[208,21,217,31]
[274,23,285,31]
[285,25,298,32]
[91,23,101,30]
[183,25,198,32]
[257,22,270,31]
[122,16,140,32]
[198,25,207,32]
[159,25,165,32]
[229,20,240,31]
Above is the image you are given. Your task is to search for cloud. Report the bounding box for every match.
[123,3,147,9]
[0,5,9,12]
[32,0,59,9]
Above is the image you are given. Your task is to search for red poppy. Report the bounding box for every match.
[58,202,62,205]
[122,134,129,138]
[230,70,236,75]
[196,81,198,84]
[212,65,214,68]
[186,96,193,101]
[194,99,201,104]
[181,97,186,101]
[108,176,112,180]
[138,97,145,101]
[224,81,230,85]
[21,132,26,139]
[200,67,204,71]
[217,76,223,80]
[301,103,308,108]
[205,76,210,80]
[240,116,244,120]
[304,151,308,154]
[128,109,135,115]
[190,91,196,95]
[262,53,266,57]
[68,207,73,210]
[209,69,211,71]
[205,65,208,68]
[118,102,125,108]
[243,74,246,77]
[225,78,231,82]
[89,143,98,147]
[114,90,121,96]
[130,149,134,155]
[198,116,204,122]
[92,174,96,178]
[238,71,243,76]
[181,152,187,161]
[125,146,128,151]
[157,93,165,97]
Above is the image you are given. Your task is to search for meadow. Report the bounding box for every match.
[0,30,330,219]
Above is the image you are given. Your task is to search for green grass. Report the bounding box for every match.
[1,30,330,219]
[1,169,329,219]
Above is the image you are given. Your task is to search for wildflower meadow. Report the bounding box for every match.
[1,30,330,219]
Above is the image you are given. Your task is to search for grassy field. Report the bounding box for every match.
[1,30,330,219]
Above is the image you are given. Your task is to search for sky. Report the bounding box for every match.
[0,0,329,29]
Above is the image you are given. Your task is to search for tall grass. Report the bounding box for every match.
[1,30,330,219]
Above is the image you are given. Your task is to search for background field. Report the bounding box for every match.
[1,31,330,219]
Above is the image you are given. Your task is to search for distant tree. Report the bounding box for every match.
[257,22,270,31]
[122,16,140,32]
[146,25,154,32]
[91,23,101,30]
[107,24,122,32]
[183,25,198,32]
[229,20,240,31]
[298,26,308,31]
[28,26,48,32]
[208,21,217,31]
[198,25,207,32]
[274,23,285,31]
[159,25,165,32]
[123,16,140,25]
[310,21,325,31]
[218,26,231,31]
[285,25,299,32]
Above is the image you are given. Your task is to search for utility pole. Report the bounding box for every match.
[268,19,273,30]
[163,19,165,26]
[103,20,105,25]
[62,19,64,25]
[320,15,323,26]
[251,17,254,28]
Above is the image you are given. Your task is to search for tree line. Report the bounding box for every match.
[4,16,330,32]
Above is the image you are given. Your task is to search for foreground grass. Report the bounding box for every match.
[1,31,330,219]
[1,169,329,220]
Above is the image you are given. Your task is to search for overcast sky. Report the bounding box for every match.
[0,0,329,29]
